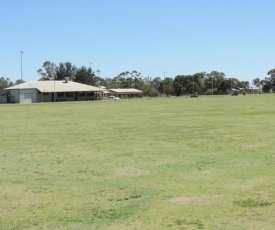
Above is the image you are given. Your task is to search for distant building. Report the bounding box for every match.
[99,86,111,99]
[2,79,103,103]
[109,88,143,99]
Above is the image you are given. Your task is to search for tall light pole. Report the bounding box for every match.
[90,62,93,69]
[212,77,214,95]
[20,50,24,81]
[163,71,166,79]
[53,76,55,102]
[193,76,195,95]
[97,70,101,100]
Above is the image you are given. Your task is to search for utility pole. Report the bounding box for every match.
[212,77,214,95]
[193,76,195,95]
[163,71,166,79]
[97,70,101,100]
[20,50,24,81]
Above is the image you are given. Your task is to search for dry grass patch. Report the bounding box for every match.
[171,195,220,204]
[114,166,147,177]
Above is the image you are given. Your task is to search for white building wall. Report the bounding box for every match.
[10,90,20,103]
[37,93,52,102]
[15,89,37,103]
[0,95,7,103]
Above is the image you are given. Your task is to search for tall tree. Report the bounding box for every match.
[204,71,225,94]
[163,77,174,96]
[219,78,232,93]
[192,72,205,93]
[267,68,275,77]
[113,70,144,89]
[121,77,133,88]
[0,77,14,94]
[151,77,162,94]
[267,68,275,91]
[253,78,261,88]
[237,81,250,89]
[37,61,57,80]
[56,62,77,81]
[261,77,272,92]
[74,66,96,85]
[173,75,195,95]
[143,76,162,96]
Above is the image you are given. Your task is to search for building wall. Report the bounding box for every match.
[5,89,99,103]
[10,90,19,103]
[0,95,7,103]
[21,89,37,103]
[109,91,143,99]
[37,93,52,102]
[9,89,38,103]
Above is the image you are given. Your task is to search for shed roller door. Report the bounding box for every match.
[24,93,33,103]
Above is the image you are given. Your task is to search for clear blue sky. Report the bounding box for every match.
[1,0,274,83]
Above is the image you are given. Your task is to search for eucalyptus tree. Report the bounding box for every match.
[56,62,77,81]
[173,74,201,95]
[193,72,205,93]
[219,78,237,94]
[173,75,188,96]
[151,76,162,94]
[120,77,133,88]
[14,79,25,85]
[267,68,275,78]
[261,78,272,92]
[143,76,162,96]
[253,78,261,88]
[163,77,174,96]
[237,81,250,89]
[37,61,57,80]
[74,66,96,85]
[113,70,144,89]
[267,68,275,90]
[252,69,275,93]
[132,76,144,89]
[0,77,14,94]
[147,76,163,93]
[204,71,225,94]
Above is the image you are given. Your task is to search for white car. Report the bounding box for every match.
[109,96,120,100]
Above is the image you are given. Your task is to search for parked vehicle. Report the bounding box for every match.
[109,96,120,100]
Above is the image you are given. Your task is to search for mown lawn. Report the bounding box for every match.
[0,95,274,229]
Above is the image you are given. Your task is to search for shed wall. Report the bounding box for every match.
[14,89,38,103]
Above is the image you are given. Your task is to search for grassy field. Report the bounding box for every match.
[0,95,274,229]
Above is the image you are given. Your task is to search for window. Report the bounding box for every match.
[79,92,86,97]
[87,92,93,97]
[57,92,65,98]
[66,92,73,97]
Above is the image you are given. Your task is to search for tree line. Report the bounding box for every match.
[252,69,275,93]
[1,61,275,96]
[0,78,24,95]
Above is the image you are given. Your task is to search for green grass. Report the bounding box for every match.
[0,95,274,229]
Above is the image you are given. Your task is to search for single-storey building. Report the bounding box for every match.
[2,78,103,103]
[109,88,143,99]
[99,86,111,99]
